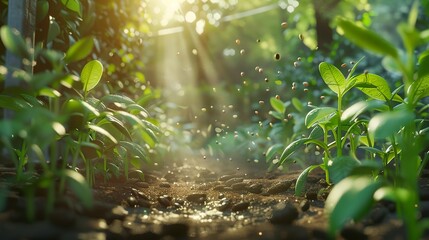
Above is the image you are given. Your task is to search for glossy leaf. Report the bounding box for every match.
[270,97,285,114]
[319,62,346,95]
[0,26,29,59]
[88,124,118,144]
[295,165,320,197]
[81,60,103,93]
[410,54,429,101]
[47,20,60,43]
[337,18,398,58]
[105,115,132,140]
[341,100,386,122]
[305,107,337,128]
[119,141,148,162]
[279,138,308,165]
[60,0,82,17]
[265,144,283,161]
[61,170,93,208]
[326,176,382,235]
[368,110,415,139]
[65,36,94,63]
[355,73,392,101]
[327,156,360,184]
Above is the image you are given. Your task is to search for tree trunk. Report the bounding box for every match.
[312,0,340,53]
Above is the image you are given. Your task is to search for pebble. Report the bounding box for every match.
[158,195,173,207]
[218,174,237,181]
[186,193,207,204]
[299,200,310,212]
[247,183,263,194]
[266,181,292,195]
[225,177,244,186]
[269,202,299,224]
[231,201,250,212]
[231,182,248,191]
[159,182,171,188]
[217,199,232,211]
[340,224,368,240]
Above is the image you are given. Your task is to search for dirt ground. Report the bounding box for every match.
[0,163,425,239]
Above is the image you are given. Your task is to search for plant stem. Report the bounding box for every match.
[336,94,343,157]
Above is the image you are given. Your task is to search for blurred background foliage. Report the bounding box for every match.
[1,0,425,171]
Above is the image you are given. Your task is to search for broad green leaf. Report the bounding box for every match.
[47,20,60,43]
[39,88,61,98]
[295,165,320,197]
[279,138,308,165]
[60,0,82,17]
[410,54,429,101]
[105,115,132,140]
[327,156,360,184]
[291,97,304,112]
[355,73,392,101]
[374,186,412,203]
[119,141,148,162]
[80,100,100,117]
[61,170,93,208]
[265,144,283,161]
[398,23,422,54]
[319,62,346,95]
[326,176,382,235]
[270,97,285,114]
[64,36,94,63]
[305,107,337,128]
[101,94,135,105]
[368,110,415,139]
[88,124,118,144]
[337,18,398,58]
[341,100,386,122]
[0,26,29,59]
[81,60,103,93]
[308,125,324,139]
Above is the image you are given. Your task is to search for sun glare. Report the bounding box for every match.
[146,0,185,26]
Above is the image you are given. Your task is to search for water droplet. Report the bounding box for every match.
[259,100,265,105]
[255,66,260,71]
[341,63,347,68]
[297,57,302,61]
[303,82,309,87]
[235,39,240,45]
[320,95,325,100]
[275,95,280,100]
[256,39,261,43]
[293,61,299,68]
[350,61,355,65]
[240,49,245,55]
[254,110,259,115]
[258,68,264,73]
[264,77,269,82]
[288,114,293,119]
[240,72,245,77]
[203,155,207,159]
[274,53,281,60]
[201,108,207,112]
[233,114,238,118]
[281,22,288,29]
[192,49,198,55]
[304,88,308,92]
[298,33,304,41]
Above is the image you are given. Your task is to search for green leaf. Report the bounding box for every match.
[60,0,82,17]
[319,62,346,95]
[295,165,320,197]
[410,54,429,101]
[61,170,93,208]
[81,60,103,93]
[305,107,337,128]
[325,176,382,235]
[64,36,94,63]
[341,100,386,122]
[374,186,412,203]
[47,20,60,43]
[368,110,415,139]
[279,138,308,165]
[36,1,49,23]
[0,26,30,59]
[337,18,398,58]
[119,141,148,163]
[101,94,135,105]
[270,97,285,114]
[355,73,392,101]
[291,97,304,112]
[265,144,283,161]
[88,124,118,144]
[105,115,132,140]
[327,156,360,184]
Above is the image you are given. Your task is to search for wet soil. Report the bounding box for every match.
[0,164,426,240]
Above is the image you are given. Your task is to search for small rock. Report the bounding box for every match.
[137,199,151,208]
[127,196,138,207]
[270,202,299,224]
[159,182,171,188]
[305,190,318,200]
[340,224,367,240]
[131,188,150,200]
[299,200,310,212]
[231,201,250,212]
[225,177,244,186]
[363,206,387,226]
[231,182,248,191]
[267,181,292,195]
[247,183,263,194]
[162,223,189,238]
[158,195,173,207]
[217,199,232,211]
[186,193,207,204]
[218,174,237,181]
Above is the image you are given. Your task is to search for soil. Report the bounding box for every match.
[0,163,427,240]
